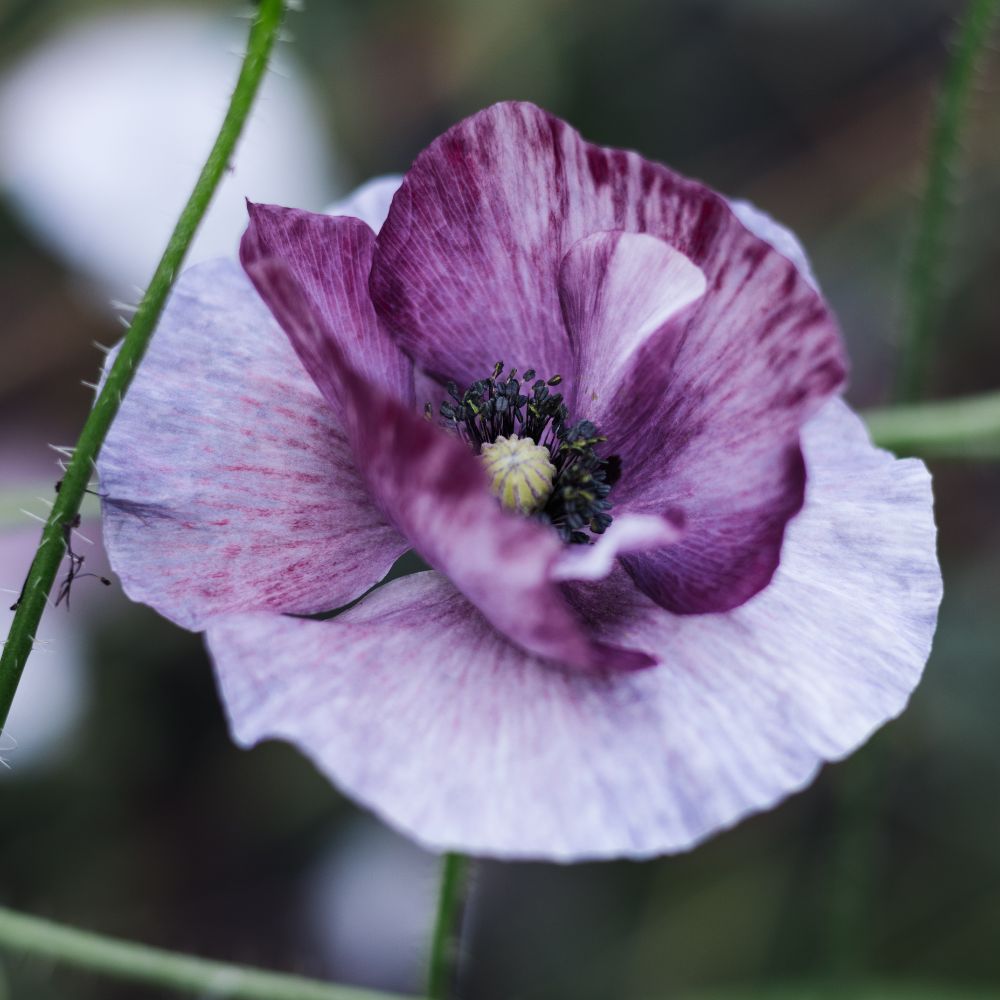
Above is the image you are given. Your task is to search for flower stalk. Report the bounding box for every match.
[426,853,472,1000]
[0,0,287,731]
[864,390,1000,458]
[0,905,412,1000]
[831,0,999,980]
[895,0,1000,402]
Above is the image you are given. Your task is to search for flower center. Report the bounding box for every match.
[427,362,619,544]
[480,435,557,514]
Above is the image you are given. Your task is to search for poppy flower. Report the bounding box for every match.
[98,102,941,860]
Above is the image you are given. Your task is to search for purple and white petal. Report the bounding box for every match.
[98,258,407,631]
[209,398,940,860]
[325,175,403,234]
[372,102,846,615]
[241,203,413,407]
[557,230,706,423]
[371,104,587,385]
[613,197,817,613]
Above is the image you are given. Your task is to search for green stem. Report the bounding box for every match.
[864,390,1000,458]
[0,0,286,731]
[895,0,1000,402]
[425,854,472,1000]
[834,4,998,975]
[0,905,413,1000]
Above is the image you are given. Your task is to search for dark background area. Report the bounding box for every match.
[1,1,999,997]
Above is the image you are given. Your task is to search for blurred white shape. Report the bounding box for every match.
[325,175,402,232]
[301,817,437,993]
[0,7,336,299]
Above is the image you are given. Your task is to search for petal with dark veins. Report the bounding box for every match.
[372,102,846,614]
[98,259,407,630]
[241,203,413,408]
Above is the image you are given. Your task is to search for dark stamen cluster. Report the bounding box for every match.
[429,362,618,544]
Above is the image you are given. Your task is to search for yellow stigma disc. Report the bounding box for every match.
[480,434,556,514]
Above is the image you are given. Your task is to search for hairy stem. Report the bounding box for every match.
[0,905,413,1000]
[833,2,998,975]
[895,0,1000,402]
[426,854,472,1000]
[0,0,286,731]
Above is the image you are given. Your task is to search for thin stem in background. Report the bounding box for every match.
[864,390,1000,458]
[831,0,999,979]
[0,905,413,1000]
[0,0,287,731]
[0,904,992,1000]
[426,853,472,1000]
[895,0,1000,402]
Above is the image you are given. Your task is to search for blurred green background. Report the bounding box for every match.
[1,1,999,998]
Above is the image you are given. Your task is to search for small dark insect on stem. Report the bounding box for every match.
[8,514,111,613]
[54,479,105,498]
[52,515,111,611]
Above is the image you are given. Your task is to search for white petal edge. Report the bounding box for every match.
[729,198,818,290]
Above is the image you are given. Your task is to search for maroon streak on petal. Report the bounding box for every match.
[606,198,821,614]
[371,105,585,386]
[241,203,413,409]
[373,102,847,614]
[97,259,408,631]
[207,399,941,861]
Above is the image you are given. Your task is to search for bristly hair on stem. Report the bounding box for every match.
[895,0,1000,403]
[0,0,288,732]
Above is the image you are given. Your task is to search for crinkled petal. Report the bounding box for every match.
[208,399,940,860]
[98,258,407,631]
[325,175,402,233]
[241,202,413,407]
[372,102,846,615]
